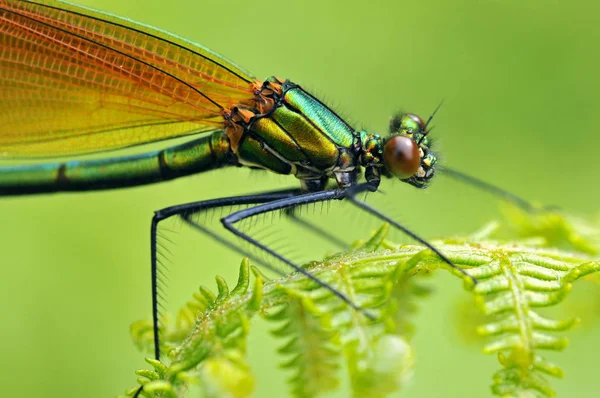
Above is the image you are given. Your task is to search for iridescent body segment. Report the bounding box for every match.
[0,0,438,195]
[229,79,357,180]
[282,82,355,148]
[0,132,232,194]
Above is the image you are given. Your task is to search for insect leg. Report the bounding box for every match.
[283,207,348,249]
[221,189,376,320]
[149,188,300,360]
[135,185,448,397]
[345,183,477,284]
[134,188,325,398]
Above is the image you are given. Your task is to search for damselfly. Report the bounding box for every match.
[0,0,536,379]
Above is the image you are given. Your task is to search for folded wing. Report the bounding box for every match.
[0,0,256,157]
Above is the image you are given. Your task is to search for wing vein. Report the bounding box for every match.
[0,0,256,157]
[1,7,224,111]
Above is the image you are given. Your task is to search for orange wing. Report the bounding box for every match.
[0,0,257,157]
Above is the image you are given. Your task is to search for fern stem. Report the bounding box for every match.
[125,217,599,398]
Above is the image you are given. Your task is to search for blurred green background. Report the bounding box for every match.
[2,0,600,397]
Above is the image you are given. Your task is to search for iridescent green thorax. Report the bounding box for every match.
[224,77,358,187]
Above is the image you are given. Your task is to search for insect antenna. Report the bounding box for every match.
[440,167,549,213]
[418,99,445,145]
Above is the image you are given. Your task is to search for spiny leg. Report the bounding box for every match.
[149,188,300,361]
[184,209,321,272]
[221,189,376,320]
[134,189,358,398]
[182,213,287,275]
[220,183,478,317]
[282,184,476,282]
[314,182,476,283]
[345,184,477,284]
[283,207,348,249]
[181,196,336,273]
[151,182,476,358]
[281,176,347,249]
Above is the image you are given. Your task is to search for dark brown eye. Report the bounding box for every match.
[383,136,421,179]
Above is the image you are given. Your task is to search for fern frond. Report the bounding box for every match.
[272,224,417,398]
[266,296,341,398]
[121,209,600,398]
[501,205,600,255]
[468,243,599,396]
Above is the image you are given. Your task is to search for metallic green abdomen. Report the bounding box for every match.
[0,132,233,195]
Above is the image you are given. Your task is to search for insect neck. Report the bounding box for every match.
[356,130,384,188]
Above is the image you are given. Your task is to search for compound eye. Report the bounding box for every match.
[383,136,421,179]
[406,113,426,131]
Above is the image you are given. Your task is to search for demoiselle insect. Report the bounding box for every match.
[0,1,538,384]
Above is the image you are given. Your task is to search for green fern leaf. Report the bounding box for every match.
[469,247,600,396]
[265,296,341,398]
[122,210,599,398]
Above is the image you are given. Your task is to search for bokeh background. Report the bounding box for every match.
[2,0,600,397]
